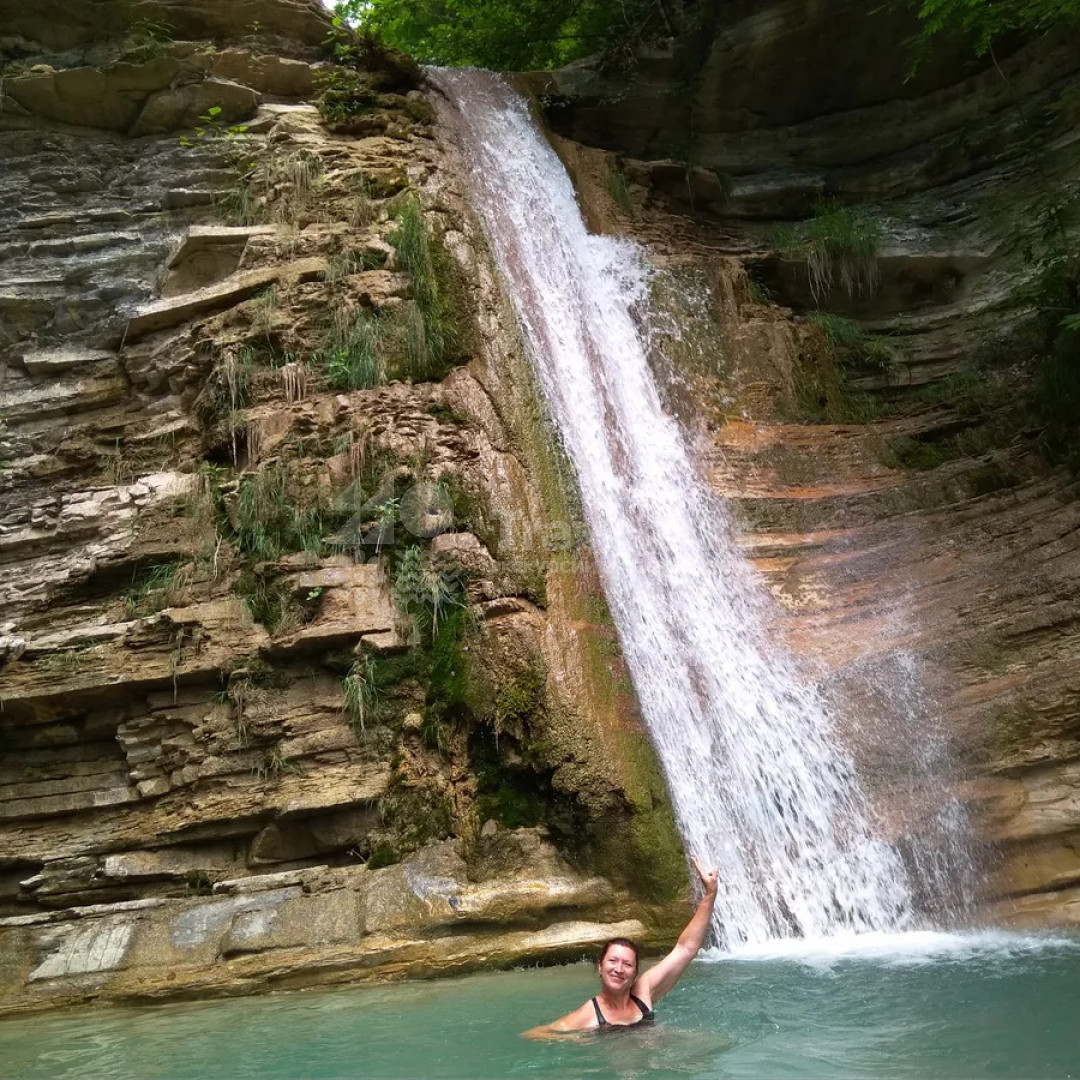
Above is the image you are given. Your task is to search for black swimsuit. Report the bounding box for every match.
[591,994,655,1029]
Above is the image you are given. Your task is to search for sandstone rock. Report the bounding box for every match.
[271,560,397,652]
[479,596,534,619]
[221,888,359,956]
[29,917,135,981]
[430,532,495,578]
[357,629,408,655]
[163,224,275,295]
[5,60,178,132]
[0,847,657,1014]
[0,37,685,1018]
[169,887,302,953]
[250,805,379,863]
[208,49,314,98]
[130,77,260,137]
[124,257,327,339]
[990,884,1080,929]
[0,360,127,427]
[19,347,114,374]
[0,634,27,664]
[212,868,324,895]
[101,847,239,884]
[0,0,332,52]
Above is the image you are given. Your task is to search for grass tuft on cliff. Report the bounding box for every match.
[320,310,384,390]
[810,312,895,372]
[387,193,472,380]
[783,313,893,424]
[235,465,326,561]
[775,204,882,303]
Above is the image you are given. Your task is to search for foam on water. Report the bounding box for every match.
[709,929,1080,967]
[433,69,919,949]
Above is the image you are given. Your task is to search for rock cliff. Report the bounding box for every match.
[528,1,1080,926]
[0,4,685,1015]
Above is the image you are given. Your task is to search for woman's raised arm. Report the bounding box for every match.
[636,856,719,1003]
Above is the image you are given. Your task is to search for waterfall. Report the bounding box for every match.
[433,69,915,949]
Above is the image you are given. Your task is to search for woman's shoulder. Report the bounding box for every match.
[554,998,602,1032]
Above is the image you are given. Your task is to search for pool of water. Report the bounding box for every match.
[3,931,1078,1079]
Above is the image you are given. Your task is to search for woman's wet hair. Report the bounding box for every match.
[598,937,640,970]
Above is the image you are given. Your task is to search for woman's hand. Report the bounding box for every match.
[690,855,719,898]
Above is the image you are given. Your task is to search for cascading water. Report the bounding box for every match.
[433,69,915,949]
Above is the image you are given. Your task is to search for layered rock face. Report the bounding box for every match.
[531,2,1080,924]
[0,7,684,1015]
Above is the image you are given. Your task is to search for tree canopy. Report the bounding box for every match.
[913,0,1080,55]
[332,0,1080,72]
[331,0,667,71]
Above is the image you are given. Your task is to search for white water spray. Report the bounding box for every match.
[434,69,915,948]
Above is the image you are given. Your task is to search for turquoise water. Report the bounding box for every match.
[2,932,1078,1079]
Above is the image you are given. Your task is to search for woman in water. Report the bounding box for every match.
[523,857,719,1036]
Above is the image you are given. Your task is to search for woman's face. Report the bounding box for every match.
[598,944,638,994]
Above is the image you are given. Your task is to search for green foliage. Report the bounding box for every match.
[475,781,546,829]
[788,351,886,425]
[315,66,381,126]
[809,312,895,372]
[775,203,882,302]
[606,164,632,211]
[320,310,384,390]
[392,545,466,640]
[422,607,471,744]
[315,195,472,388]
[493,666,544,734]
[745,261,777,304]
[236,570,301,634]
[810,312,864,348]
[469,726,548,829]
[343,654,380,732]
[366,840,400,869]
[254,746,303,781]
[178,106,249,147]
[218,151,323,226]
[217,160,262,225]
[324,18,421,84]
[387,194,468,380]
[1032,330,1080,470]
[969,461,1020,495]
[235,465,326,561]
[124,563,184,618]
[324,246,388,284]
[334,0,666,71]
[374,780,453,864]
[184,869,214,896]
[1021,187,1080,469]
[910,368,1013,415]
[911,0,1080,56]
[888,419,1008,470]
[36,648,90,674]
[197,347,254,428]
[783,312,894,423]
[120,17,175,63]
